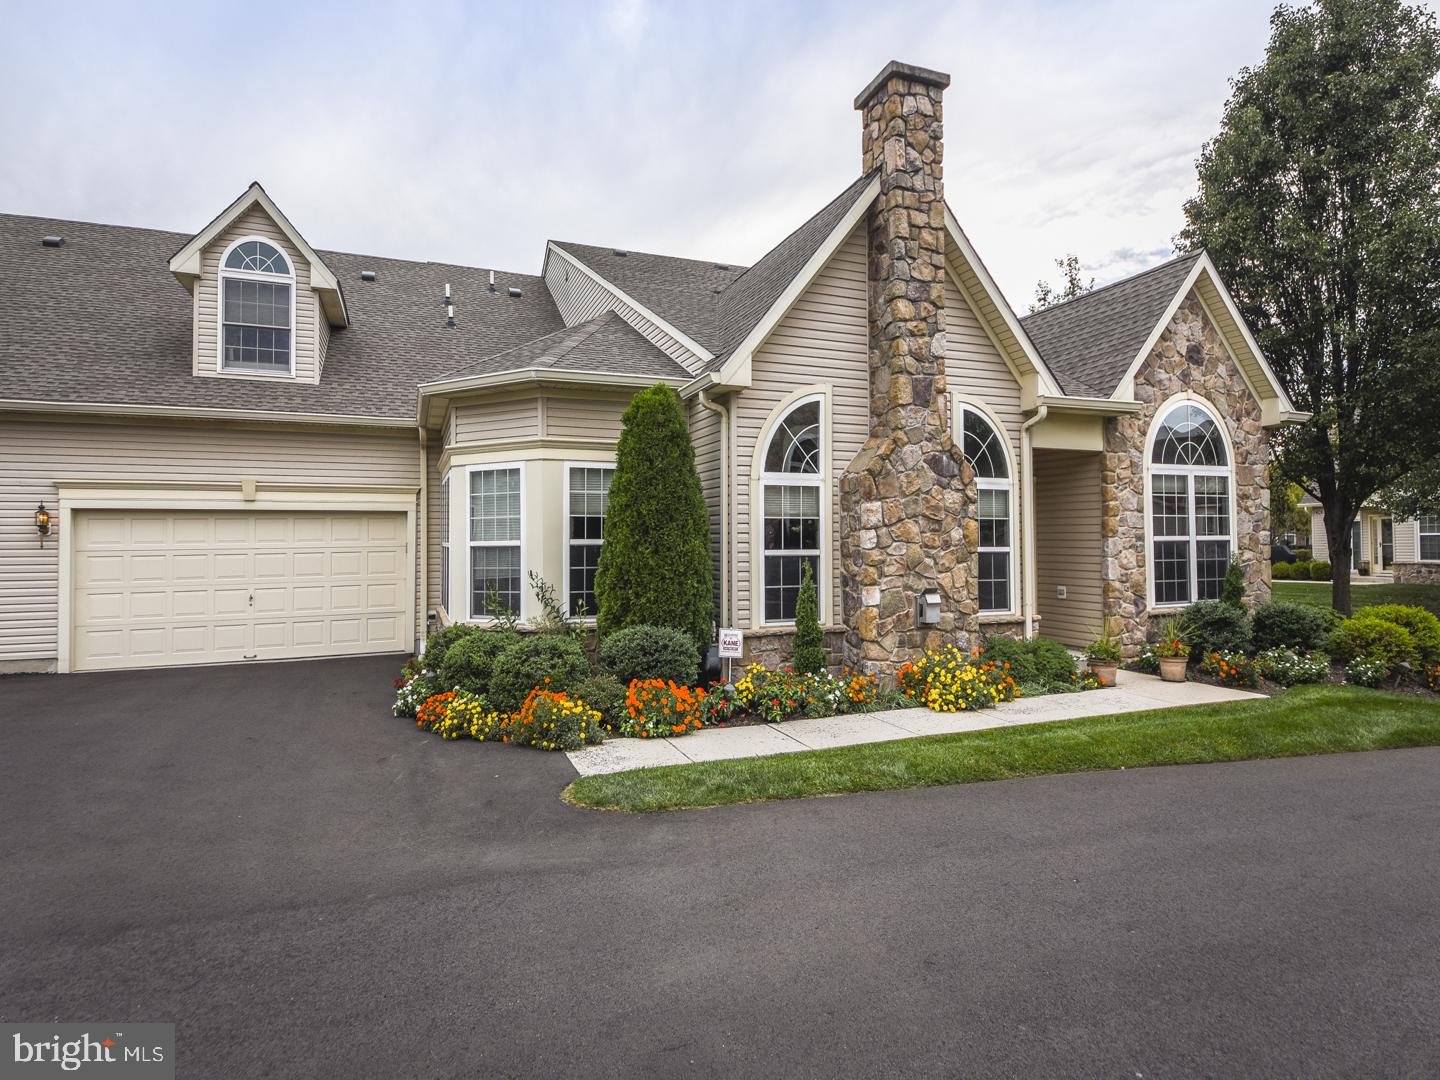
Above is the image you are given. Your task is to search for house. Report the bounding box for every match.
[1301,497,1439,583]
[0,61,1305,678]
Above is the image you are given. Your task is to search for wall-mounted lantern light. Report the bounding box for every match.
[916,588,942,626]
[35,503,51,545]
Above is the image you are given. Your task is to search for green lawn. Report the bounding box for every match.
[563,685,1440,812]
[1273,580,1440,616]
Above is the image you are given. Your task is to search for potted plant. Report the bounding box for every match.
[1153,618,1188,683]
[1085,621,1123,687]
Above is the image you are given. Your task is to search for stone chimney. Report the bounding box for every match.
[840,60,978,679]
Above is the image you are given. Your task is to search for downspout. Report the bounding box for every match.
[417,426,429,654]
[1019,405,1048,640]
[697,390,731,628]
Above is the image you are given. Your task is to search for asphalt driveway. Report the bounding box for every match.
[1,656,1437,1078]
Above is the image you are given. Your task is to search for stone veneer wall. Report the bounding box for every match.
[740,627,849,673]
[1101,294,1271,653]
[1392,562,1440,585]
[839,62,978,680]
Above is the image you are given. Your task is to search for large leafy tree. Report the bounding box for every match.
[595,384,714,652]
[1179,0,1440,613]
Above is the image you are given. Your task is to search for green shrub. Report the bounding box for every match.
[1327,615,1416,671]
[978,635,1076,689]
[792,561,826,674]
[572,673,628,727]
[1179,600,1251,657]
[1271,561,1293,580]
[1221,557,1246,606]
[1292,547,1313,562]
[1309,560,1332,581]
[599,624,700,686]
[1361,604,1440,663]
[437,629,520,695]
[1251,600,1332,651]
[488,634,591,710]
[595,384,714,654]
[423,622,484,672]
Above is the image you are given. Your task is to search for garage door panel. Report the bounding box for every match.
[72,509,409,672]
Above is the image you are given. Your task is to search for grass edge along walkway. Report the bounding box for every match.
[562,685,1440,812]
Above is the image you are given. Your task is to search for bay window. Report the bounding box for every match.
[469,466,522,619]
[566,465,614,617]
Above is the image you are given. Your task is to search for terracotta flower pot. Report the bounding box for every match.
[1089,662,1118,687]
[1158,656,1188,683]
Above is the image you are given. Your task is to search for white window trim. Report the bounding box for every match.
[466,462,526,623]
[217,235,296,378]
[439,475,450,616]
[561,459,616,620]
[1419,515,1440,562]
[754,390,828,627]
[1143,394,1237,611]
[956,399,1018,617]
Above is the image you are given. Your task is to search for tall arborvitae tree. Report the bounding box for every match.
[791,561,826,674]
[595,384,714,653]
[1180,0,1440,613]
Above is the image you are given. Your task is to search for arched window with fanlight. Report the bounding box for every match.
[958,405,1014,614]
[760,397,823,623]
[220,237,294,374]
[1147,398,1234,606]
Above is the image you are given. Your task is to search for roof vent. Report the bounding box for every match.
[713,263,729,271]
[612,249,628,257]
[488,270,496,293]
[41,235,63,248]
[359,270,377,282]
[507,286,522,298]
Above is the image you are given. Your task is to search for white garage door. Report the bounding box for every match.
[71,510,410,672]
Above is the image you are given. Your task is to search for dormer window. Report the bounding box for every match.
[220,238,293,375]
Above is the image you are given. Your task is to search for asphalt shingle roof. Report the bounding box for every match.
[555,172,878,371]
[429,310,691,384]
[1018,251,1202,397]
[0,213,566,420]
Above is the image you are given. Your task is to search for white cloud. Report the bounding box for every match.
[2,0,1416,308]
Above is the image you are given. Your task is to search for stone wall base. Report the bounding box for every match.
[738,626,849,674]
[0,658,56,675]
[1392,562,1440,586]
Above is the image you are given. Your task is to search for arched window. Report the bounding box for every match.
[760,397,822,623]
[220,237,293,374]
[959,405,1013,613]
[1147,399,1233,605]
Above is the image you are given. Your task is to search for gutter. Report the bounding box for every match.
[1035,394,1142,416]
[0,398,415,429]
[418,427,429,654]
[1019,404,1049,640]
[697,390,731,627]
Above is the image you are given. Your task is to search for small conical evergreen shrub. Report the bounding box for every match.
[792,560,826,674]
[595,384,714,654]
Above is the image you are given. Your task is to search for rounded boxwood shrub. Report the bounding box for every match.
[1327,615,1416,671]
[1308,560,1332,581]
[437,629,520,695]
[489,634,590,710]
[600,624,700,687]
[1251,600,1331,652]
[1179,600,1251,657]
[978,634,1076,689]
[572,673,628,728]
[1360,604,1440,663]
[424,622,484,673]
[1271,561,1293,580]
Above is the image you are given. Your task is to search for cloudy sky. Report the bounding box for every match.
[2,0,1308,307]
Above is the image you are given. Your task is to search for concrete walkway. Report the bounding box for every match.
[567,668,1262,776]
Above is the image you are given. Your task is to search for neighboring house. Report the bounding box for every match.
[1301,497,1440,583]
[0,61,1305,677]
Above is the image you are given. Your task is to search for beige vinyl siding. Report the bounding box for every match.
[543,249,707,375]
[543,396,631,441]
[426,435,445,618]
[449,396,540,445]
[316,304,331,379]
[945,242,1035,382]
[687,395,724,619]
[1394,518,1418,563]
[0,414,421,665]
[1034,449,1104,647]
[194,205,321,384]
[733,223,869,627]
[1310,510,1328,561]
